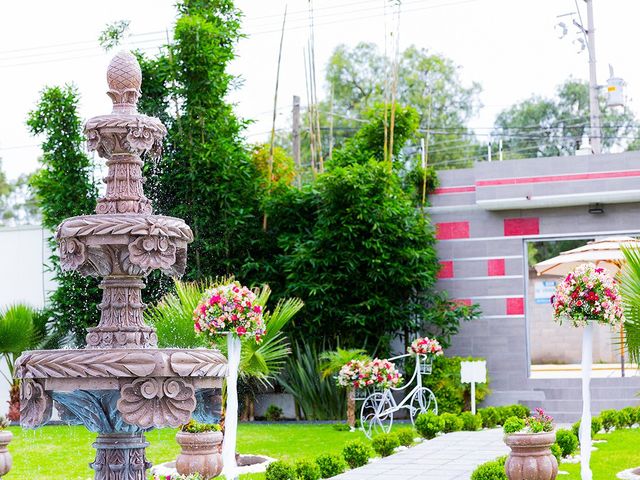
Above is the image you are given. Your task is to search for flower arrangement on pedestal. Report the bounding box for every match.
[551,263,623,480]
[193,281,265,480]
[551,263,624,328]
[193,282,265,341]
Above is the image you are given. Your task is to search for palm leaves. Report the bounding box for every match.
[319,348,370,379]
[619,246,640,363]
[145,279,210,349]
[240,290,303,386]
[279,342,347,420]
[0,304,37,383]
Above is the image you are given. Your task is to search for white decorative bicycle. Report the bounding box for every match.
[358,353,437,439]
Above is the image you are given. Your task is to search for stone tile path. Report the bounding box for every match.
[334,428,508,480]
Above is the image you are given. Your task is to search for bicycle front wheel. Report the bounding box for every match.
[360,392,394,439]
[409,387,437,426]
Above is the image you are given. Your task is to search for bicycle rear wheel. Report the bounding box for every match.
[360,392,394,439]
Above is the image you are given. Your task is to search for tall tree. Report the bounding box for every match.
[27,85,101,346]
[136,0,267,284]
[320,42,482,169]
[267,106,441,353]
[493,79,637,158]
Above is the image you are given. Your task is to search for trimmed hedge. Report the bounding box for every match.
[555,429,578,457]
[342,440,371,468]
[470,455,507,480]
[315,453,347,478]
[371,433,400,457]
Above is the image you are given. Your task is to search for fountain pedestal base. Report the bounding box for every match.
[90,433,151,480]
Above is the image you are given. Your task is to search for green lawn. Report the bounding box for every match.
[5,423,376,480]
[560,428,640,479]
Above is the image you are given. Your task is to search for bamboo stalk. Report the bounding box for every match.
[421,94,432,206]
[263,6,287,232]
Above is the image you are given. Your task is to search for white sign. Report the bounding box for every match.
[461,361,487,384]
[535,280,557,304]
[461,361,487,414]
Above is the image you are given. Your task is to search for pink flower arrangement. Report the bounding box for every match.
[552,263,624,328]
[409,337,443,357]
[193,281,265,341]
[337,359,369,389]
[337,358,402,390]
[525,408,554,433]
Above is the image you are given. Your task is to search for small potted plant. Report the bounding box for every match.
[503,408,557,480]
[0,415,11,477]
[175,420,223,479]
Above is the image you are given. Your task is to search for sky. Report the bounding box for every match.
[1,0,639,180]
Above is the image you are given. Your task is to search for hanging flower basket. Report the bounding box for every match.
[408,337,443,375]
[337,358,403,396]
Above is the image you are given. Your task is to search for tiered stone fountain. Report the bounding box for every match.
[14,51,227,480]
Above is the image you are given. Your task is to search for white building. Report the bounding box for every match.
[0,225,55,415]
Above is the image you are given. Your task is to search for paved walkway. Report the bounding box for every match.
[334,428,508,480]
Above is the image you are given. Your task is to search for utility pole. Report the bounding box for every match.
[292,95,301,187]
[586,0,602,155]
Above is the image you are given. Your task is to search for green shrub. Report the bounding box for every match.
[460,411,483,431]
[396,428,416,447]
[294,459,321,480]
[502,416,525,434]
[571,417,602,440]
[315,453,347,478]
[265,404,284,422]
[371,432,400,457]
[550,443,562,464]
[634,406,640,426]
[440,412,464,433]
[470,456,508,480]
[422,356,490,414]
[342,440,371,468]
[599,409,618,432]
[478,407,500,428]
[510,404,530,419]
[415,412,444,439]
[179,420,220,433]
[266,460,296,480]
[494,406,513,425]
[332,423,351,432]
[622,406,638,426]
[555,429,578,457]
[616,409,633,429]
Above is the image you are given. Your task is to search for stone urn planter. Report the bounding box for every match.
[504,431,558,480]
[0,430,13,477]
[175,430,223,479]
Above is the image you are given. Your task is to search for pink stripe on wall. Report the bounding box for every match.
[476,169,640,187]
[436,222,470,240]
[487,259,505,276]
[504,218,539,236]
[433,185,476,195]
[506,298,524,315]
[437,261,454,279]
